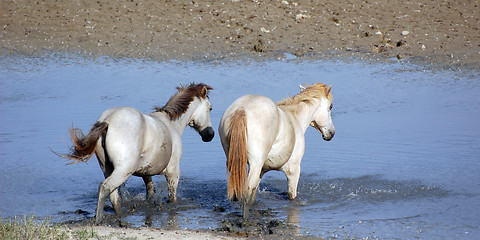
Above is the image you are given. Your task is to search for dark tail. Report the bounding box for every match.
[226,110,248,202]
[58,121,108,164]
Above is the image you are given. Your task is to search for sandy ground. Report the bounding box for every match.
[62,225,243,240]
[1,0,478,239]
[1,0,479,67]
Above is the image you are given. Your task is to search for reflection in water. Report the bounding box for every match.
[0,56,479,239]
[142,209,178,229]
[287,205,300,236]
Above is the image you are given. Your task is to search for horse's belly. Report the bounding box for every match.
[134,142,172,176]
[264,143,293,170]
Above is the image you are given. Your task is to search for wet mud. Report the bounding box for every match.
[58,174,452,239]
[60,178,301,238]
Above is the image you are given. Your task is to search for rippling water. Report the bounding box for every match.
[0,55,479,239]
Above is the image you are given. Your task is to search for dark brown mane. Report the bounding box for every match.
[154,83,212,120]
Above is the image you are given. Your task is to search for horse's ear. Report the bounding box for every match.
[326,85,332,95]
[201,85,209,97]
[299,84,307,91]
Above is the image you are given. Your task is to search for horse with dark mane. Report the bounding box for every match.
[58,83,214,224]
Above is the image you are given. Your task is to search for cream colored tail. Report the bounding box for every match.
[226,110,248,201]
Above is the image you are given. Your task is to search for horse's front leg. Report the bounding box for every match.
[162,154,180,204]
[285,166,301,200]
[282,159,302,200]
[165,170,179,203]
[142,176,156,200]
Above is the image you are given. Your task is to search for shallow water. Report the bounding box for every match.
[0,55,479,239]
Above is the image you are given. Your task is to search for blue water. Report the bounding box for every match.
[0,55,479,239]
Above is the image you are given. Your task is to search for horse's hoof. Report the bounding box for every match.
[242,201,250,220]
[94,216,104,225]
[242,210,249,220]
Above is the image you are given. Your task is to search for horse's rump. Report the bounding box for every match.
[226,110,248,201]
[67,121,108,164]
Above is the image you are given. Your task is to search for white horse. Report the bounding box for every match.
[218,83,334,218]
[60,83,214,224]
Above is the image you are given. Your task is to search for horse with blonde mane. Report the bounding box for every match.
[58,83,214,224]
[218,83,334,218]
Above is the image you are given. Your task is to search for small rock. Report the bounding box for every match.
[213,205,226,212]
[296,13,311,21]
[401,30,410,35]
[260,27,270,33]
[253,40,265,52]
[75,209,89,215]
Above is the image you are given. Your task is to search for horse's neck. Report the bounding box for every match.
[171,110,194,135]
[153,102,197,136]
[280,102,316,133]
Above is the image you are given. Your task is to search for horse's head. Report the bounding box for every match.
[188,85,215,142]
[308,84,335,141]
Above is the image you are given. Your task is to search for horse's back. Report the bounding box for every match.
[221,95,277,122]
[229,94,276,111]
[97,106,143,124]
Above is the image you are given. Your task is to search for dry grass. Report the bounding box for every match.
[0,215,69,240]
[0,215,106,240]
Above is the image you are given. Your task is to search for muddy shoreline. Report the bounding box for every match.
[1,0,479,68]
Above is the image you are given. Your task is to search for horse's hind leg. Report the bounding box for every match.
[242,160,263,219]
[142,176,156,200]
[97,151,122,217]
[96,170,133,224]
[97,155,122,215]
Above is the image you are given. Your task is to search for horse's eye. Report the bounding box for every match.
[329,104,333,110]
[209,107,212,111]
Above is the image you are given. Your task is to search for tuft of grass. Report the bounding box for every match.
[70,227,97,239]
[0,215,69,240]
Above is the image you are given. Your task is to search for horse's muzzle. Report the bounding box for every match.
[322,130,335,141]
[200,127,215,142]
[311,121,335,141]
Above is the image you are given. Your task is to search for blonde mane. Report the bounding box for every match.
[154,83,212,120]
[277,83,333,106]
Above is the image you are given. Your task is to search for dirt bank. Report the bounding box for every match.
[1,0,479,67]
[62,225,241,240]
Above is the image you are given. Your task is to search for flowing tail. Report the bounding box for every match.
[226,110,248,201]
[59,121,108,164]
